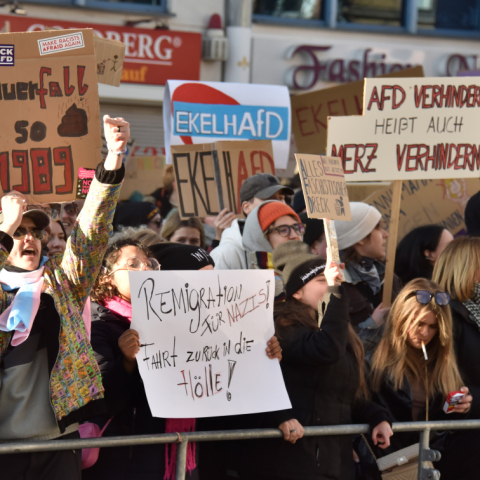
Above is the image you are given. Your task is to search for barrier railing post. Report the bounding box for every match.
[418,428,441,480]
[175,439,188,480]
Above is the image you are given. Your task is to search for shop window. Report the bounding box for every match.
[418,0,480,30]
[337,0,403,26]
[254,0,323,20]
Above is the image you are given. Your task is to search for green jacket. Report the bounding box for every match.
[0,172,122,432]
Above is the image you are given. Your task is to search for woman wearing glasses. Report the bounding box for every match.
[0,115,129,480]
[242,200,306,303]
[359,278,471,479]
[431,237,480,480]
[85,240,283,480]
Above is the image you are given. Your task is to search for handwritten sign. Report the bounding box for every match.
[172,140,275,218]
[327,76,480,181]
[164,80,291,169]
[129,270,291,418]
[363,178,480,241]
[295,154,351,221]
[0,28,102,203]
[292,66,424,155]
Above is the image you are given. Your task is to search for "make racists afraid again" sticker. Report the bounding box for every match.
[37,32,85,56]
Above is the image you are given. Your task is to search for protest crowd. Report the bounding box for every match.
[0,111,480,480]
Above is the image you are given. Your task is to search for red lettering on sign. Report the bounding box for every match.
[0,152,10,192]
[53,146,74,194]
[12,150,30,193]
[31,148,53,194]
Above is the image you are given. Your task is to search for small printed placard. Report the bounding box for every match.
[76,167,95,199]
[38,32,85,56]
[0,45,14,66]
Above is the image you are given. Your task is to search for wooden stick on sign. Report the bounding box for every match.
[382,180,403,308]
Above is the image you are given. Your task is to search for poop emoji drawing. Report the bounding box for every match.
[58,103,88,137]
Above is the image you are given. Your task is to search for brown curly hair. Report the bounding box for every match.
[90,239,151,305]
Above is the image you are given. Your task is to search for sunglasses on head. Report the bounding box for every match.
[13,227,46,241]
[406,289,450,306]
[26,205,60,220]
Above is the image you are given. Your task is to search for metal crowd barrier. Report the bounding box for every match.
[1,419,480,480]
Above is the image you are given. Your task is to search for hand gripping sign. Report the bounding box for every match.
[129,269,291,418]
[164,80,291,169]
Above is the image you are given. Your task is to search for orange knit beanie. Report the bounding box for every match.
[258,202,300,232]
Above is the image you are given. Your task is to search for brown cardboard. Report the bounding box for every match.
[0,28,102,203]
[346,182,391,202]
[171,140,275,219]
[291,66,424,155]
[94,35,125,87]
[295,154,351,221]
[363,178,480,242]
[120,156,165,201]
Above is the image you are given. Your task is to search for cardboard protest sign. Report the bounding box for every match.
[129,269,291,418]
[164,80,291,169]
[292,66,424,155]
[295,154,351,221]
[172,140,275,218]
[0,28,102,203]
[328,76,480,181]
[364,178,480,241]
[93,35,125,87]
[120,156,165,201]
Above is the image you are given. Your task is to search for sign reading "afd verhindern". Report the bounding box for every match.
[164,80,291,169]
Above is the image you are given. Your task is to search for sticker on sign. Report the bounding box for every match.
[38,32,85,56]
[0,45,14,66]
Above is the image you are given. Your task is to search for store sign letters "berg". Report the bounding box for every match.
[164,81,291,169]
[0,14,201,86]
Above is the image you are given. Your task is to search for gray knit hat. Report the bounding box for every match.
[272,241,325,298]
[334,202,382,250]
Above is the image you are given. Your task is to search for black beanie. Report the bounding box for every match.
[299,213,325,247]
[149,243,215,271]
[113,202,159,231]
[285,258,326,298]
[465,191,480,236]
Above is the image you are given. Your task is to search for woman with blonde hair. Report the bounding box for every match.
[431,236,480,479]
[360,277,472,478]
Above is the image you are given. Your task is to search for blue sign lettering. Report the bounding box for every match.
[173,102,289,140]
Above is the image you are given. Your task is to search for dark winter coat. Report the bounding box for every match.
[342,263,403,330]
[82,302,170,480]
[431,299,480,480]
[239,286,390,480]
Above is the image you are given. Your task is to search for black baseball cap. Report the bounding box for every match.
[0,208,50,230]
[239,173,294,204]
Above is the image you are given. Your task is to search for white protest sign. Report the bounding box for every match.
[129,269,291,418]
[163,80,291,169]
[327,77,480,181]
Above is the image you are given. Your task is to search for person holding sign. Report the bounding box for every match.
[239,242,392,480]
[334,203,402,336]
[361,278,471,479]
[86,240,284,480]
[0,115,128,480]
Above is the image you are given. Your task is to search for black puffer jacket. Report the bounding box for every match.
[239,286,390,480]
[83,302,197,480]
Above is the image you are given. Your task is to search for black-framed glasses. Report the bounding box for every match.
[27,205,60,220]
[106,256,161,276]
[13,227,46,241]
[267,223,306,237]
[406,290,451,306]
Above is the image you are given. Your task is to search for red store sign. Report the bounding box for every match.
[0,15,202,86]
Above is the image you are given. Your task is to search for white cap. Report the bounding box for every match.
[334,202,382,250]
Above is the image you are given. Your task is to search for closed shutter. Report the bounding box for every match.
[99,103,164,157]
